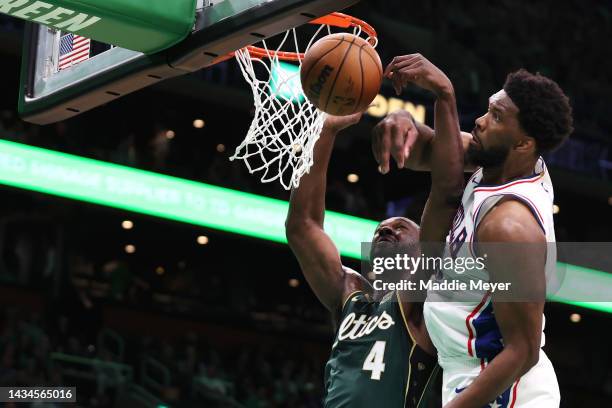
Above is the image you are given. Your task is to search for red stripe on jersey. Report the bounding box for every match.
[509,377,521,407]
[471,192,546,237]
[465,291,491,357]
[474,172,544,193]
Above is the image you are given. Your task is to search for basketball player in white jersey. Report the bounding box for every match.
[374,56,573,407]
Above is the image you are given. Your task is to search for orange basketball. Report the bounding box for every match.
[300,33,383,116]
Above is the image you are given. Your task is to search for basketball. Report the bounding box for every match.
[300,33,383,116]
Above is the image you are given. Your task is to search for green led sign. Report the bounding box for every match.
[270,61,305,103]
[0,139,375,259]
[0,139,610,314]
[549,263,612,313]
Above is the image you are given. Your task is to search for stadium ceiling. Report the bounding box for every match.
[0,139,610,314]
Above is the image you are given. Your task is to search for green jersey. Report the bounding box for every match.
[323,291,439,408]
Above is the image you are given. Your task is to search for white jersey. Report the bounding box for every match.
[424,158,560,407]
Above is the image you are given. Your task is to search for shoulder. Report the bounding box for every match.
[476,199,545,244]
[339,266,373,305]
[343,266,371,289]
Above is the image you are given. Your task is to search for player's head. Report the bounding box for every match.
[370,217,420,260]
[372,217,419,244]
[467,69,573,168]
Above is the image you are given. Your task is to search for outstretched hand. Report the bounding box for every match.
[371,110,418,173]
[323,111,364,134]
[384,54,453,98]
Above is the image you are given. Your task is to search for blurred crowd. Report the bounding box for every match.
[0,307,326,408]
[368,0,611,144]
[146,334,324,408]
[0,310,63,391]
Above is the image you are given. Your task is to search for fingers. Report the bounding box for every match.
[324,110,365,132]
[391,57,423,72]
[379,128,391,174]
[372,115,416,173]
[383,60,394,77]
[372,124,384,174]
[346,112,363,126]
[390,123,406,168]
[390,67,421,96]
[403,127,419,167]
[371,126,383,168]
[371,124,391,174]
[384,54,422,78]
[385,55,425,95]
[384,55,410,76]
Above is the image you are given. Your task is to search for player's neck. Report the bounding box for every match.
[481,155,538,185]
[372,289,387,302]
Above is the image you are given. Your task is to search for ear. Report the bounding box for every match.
[515,135,536,153]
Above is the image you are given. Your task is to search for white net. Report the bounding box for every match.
[231,21,373,190]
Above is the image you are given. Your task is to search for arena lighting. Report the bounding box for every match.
[0,139,610,313]
[121,220,134,230]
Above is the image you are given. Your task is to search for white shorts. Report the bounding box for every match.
[440,349,560,407]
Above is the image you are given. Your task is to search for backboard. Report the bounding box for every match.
[18,0,359,125]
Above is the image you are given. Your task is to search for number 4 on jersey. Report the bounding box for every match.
[363,341,386,380]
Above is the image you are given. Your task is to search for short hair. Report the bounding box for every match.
[503,69,573,153]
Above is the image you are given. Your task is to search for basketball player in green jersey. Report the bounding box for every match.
[286,56,465,408]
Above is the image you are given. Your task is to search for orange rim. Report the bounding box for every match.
[240,12,377,62]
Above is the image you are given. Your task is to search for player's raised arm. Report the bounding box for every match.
[286,113,370,316]
[372,111,474,173]
[382,54,465,244]
[372,57,476,174]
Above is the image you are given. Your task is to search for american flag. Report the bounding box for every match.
[58,33,91,71]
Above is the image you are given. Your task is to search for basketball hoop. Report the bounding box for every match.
[229,12,378,190]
